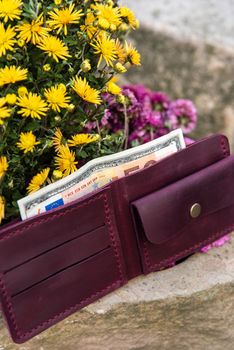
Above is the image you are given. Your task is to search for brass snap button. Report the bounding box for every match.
[190,203,201,218]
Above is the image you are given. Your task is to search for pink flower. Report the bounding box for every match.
[201,235,231,253]
[167,99,197,134]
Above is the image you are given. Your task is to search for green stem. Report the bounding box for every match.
[122,103,129,150]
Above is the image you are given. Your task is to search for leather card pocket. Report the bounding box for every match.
[0,187,126,343]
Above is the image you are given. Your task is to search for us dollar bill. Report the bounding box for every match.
[18,129,185,220]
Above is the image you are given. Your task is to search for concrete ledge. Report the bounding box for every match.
[0,233,233,350]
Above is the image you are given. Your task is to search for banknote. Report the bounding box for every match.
[18,129,185,220]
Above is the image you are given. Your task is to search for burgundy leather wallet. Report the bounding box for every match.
[0,133,233,343]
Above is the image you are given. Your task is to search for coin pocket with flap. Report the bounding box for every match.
[131,155,234,274]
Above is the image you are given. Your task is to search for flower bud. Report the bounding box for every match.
[54,115,61,122]
[116,94,126,104]
[114,62,127,74]
[109,23,116,31]
[6,54,13,61]
[18,86,28,97]
[17,39,25,47]
[54,0,62,5]
[119,23,130,32]
[8,180,14,189]
[5,93,17,105]
[106,0,114,6]
[43,64,51,72]
[67,104,75,112]
[98,18,109,30]
[52,170,63,181]
[58,83,66,92]
[81,59,91,73]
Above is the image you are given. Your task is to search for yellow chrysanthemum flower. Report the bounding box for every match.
[27,168,50,193]
[0,23,16,57]
[17,92,48,119]
[16,14,50,45]
[68,134,100,147]
[44,85,71,112]
[55,144,78,177]
[52,128,64,151]
[120,6,139,29]
[0,0,22,23]
[0,98,11,124]
[92,4,121,31]
[0,65,28,87]
[0,196,5,224]
[125,41,141,66]
[80,12,98,39]
[48,4,83,35]
[72,76,101,105]
[91,33,117,67]
[0,155,8,178]
[37,35,71,62]
[17,131,40,153]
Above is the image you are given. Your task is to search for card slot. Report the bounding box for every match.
[5,225,109,297]
[11,247,121,333]
[4,223,105,274]
[0,193,107,272]
[11,245,110,298]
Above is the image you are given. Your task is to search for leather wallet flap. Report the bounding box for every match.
[132,155,234,245]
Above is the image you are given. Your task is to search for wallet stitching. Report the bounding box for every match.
[0,275,21,336]
[103,194,124,282]
[0,276,121,341]
[0,136,230,340]
[143,224,234,272]
[0,191,124,341]
[0,193,105,241]
[220,136,229,157]
[142,135,230,271]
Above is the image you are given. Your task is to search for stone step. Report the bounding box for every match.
[122,0,234,49]
[121,1,234,150]
[0,233,233,349]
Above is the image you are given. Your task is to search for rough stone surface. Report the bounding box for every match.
[1,3,234,348]
[122,0,234,49]
[122,28,234,149]
[0,233,233,350]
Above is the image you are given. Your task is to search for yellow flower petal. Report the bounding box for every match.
[68,134,100,147]
[27,168,50,193]
[55,145,78,177]
[37,35,71,62]
[17,131,40,153]
[17,92,48,119]
[72,76,101,105]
